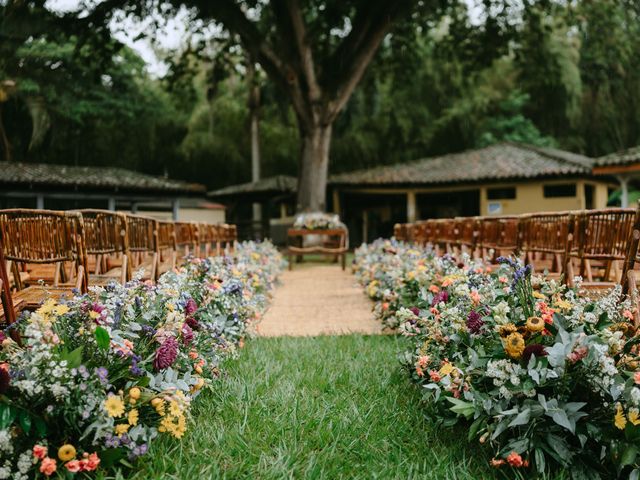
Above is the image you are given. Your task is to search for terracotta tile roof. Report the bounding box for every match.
[330,142,595,186]
[208,175,297,197]
[0,162,205,194]
[595,146,640,167]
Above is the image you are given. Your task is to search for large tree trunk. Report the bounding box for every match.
[296,123,332,212]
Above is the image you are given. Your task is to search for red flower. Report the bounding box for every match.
[506,451,524,467]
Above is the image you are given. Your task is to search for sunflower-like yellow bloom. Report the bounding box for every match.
[115,423,130,436]
[58,444,76,462]
[504,333,525,359]
[526,316,545,333]
[628,408,640,426]
[498,323,518,338]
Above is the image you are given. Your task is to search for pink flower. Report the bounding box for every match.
[506,451,524,467]
[65,460,81,473]
[567,346,588,363]
[79,452,100,471]
[33,445,47,460]
[634,372,640,385]
[40,457,56,476]
[429,370,441,382]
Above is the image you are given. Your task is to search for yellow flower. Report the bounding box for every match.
[615,403,627,430]
[406,271,417,281]
[128,387,141,400]
[37,299,57,316]
[554,298,572,311]
[526,316,545,333]
[115,423,130,436]
[504,333,525,359]
[57,444,76,462]
[169,401,182,417]
[53,304,70,316]
[532,291,546,300]
[89,311,101,320]
[103,395,125,418]
[628,408,640,426]
[439,362,455,377]
[128,409,139,426]
[498,323,518,338]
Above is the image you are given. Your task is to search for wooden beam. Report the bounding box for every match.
[593,163,640,175]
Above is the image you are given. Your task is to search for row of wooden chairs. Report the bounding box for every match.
[394,208,640,294]
[0,209,237,325]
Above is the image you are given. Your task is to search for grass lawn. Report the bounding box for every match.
[120,335,503,480]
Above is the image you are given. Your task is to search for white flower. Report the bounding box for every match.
[630,387,640,406]
[17,451,31,474]
[492,302,511,325]
[0,430,13,455]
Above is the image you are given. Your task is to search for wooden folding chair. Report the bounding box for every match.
[79,210,129,285]
[0,231,22,325]
[451,217,480,258]
[218,224,237,253]
[0,209,88,310]
[565,208,636,290]
[477,216,520,262]
[393,223,409,242]
[198,223,219,257]
[155,221,177,276]
[174,222,198,259]
[125,214,159,282]
[520,211,572,275]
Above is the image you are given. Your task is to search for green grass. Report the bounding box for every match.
[121,335,502,480]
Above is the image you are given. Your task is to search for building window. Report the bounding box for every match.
[544,184,576,198]
[487,187,516,200]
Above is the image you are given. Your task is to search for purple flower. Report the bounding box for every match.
[95,367,109,385]
[466,311,484,335]
[522,344,547,364]
[185,315,200,330]
[153,337,178,371]
[181,324,194,346]
[185,298,198,315]
[0,368,10,394]
[129,443,149,460]
[410,307,420,316]
[431,290,449,307]
[130,355,143,376]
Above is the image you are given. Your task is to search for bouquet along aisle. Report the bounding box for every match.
[355,239,640,479]
[0,241,283,479]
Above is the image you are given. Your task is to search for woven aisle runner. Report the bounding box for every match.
[257,264,382,336]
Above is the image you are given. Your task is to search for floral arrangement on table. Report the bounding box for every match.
[293,212,346,231]
[354,239,640,479]
[0,240,283,479]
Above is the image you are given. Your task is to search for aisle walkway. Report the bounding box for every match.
[257,264,383,336]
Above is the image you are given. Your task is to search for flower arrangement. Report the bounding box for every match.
[293,212,346,230]
[354,239,640,479]
[0,240,283,478]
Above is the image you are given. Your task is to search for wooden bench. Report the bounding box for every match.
[287,228,348,271]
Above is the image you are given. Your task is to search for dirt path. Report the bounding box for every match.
[257,264,383,337]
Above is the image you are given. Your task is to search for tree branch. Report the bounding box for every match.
[284,0,321,102]
[197,0,314,129]
[324,0,413,122]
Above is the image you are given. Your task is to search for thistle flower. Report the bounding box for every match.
[181,324,194,346]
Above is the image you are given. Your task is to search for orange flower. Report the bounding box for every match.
[40,457,57,476]
[428,285,440,293]
[506,451,524,467]
[490,458,505,467]
[189,350,198,360]
[33,445,47,460]
[635,372,640,385]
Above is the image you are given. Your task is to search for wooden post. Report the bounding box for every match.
[407,191,417,223]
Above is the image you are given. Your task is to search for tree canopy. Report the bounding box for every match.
[1,0,639,193]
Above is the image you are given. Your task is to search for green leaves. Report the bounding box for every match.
[94,327,111,350]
